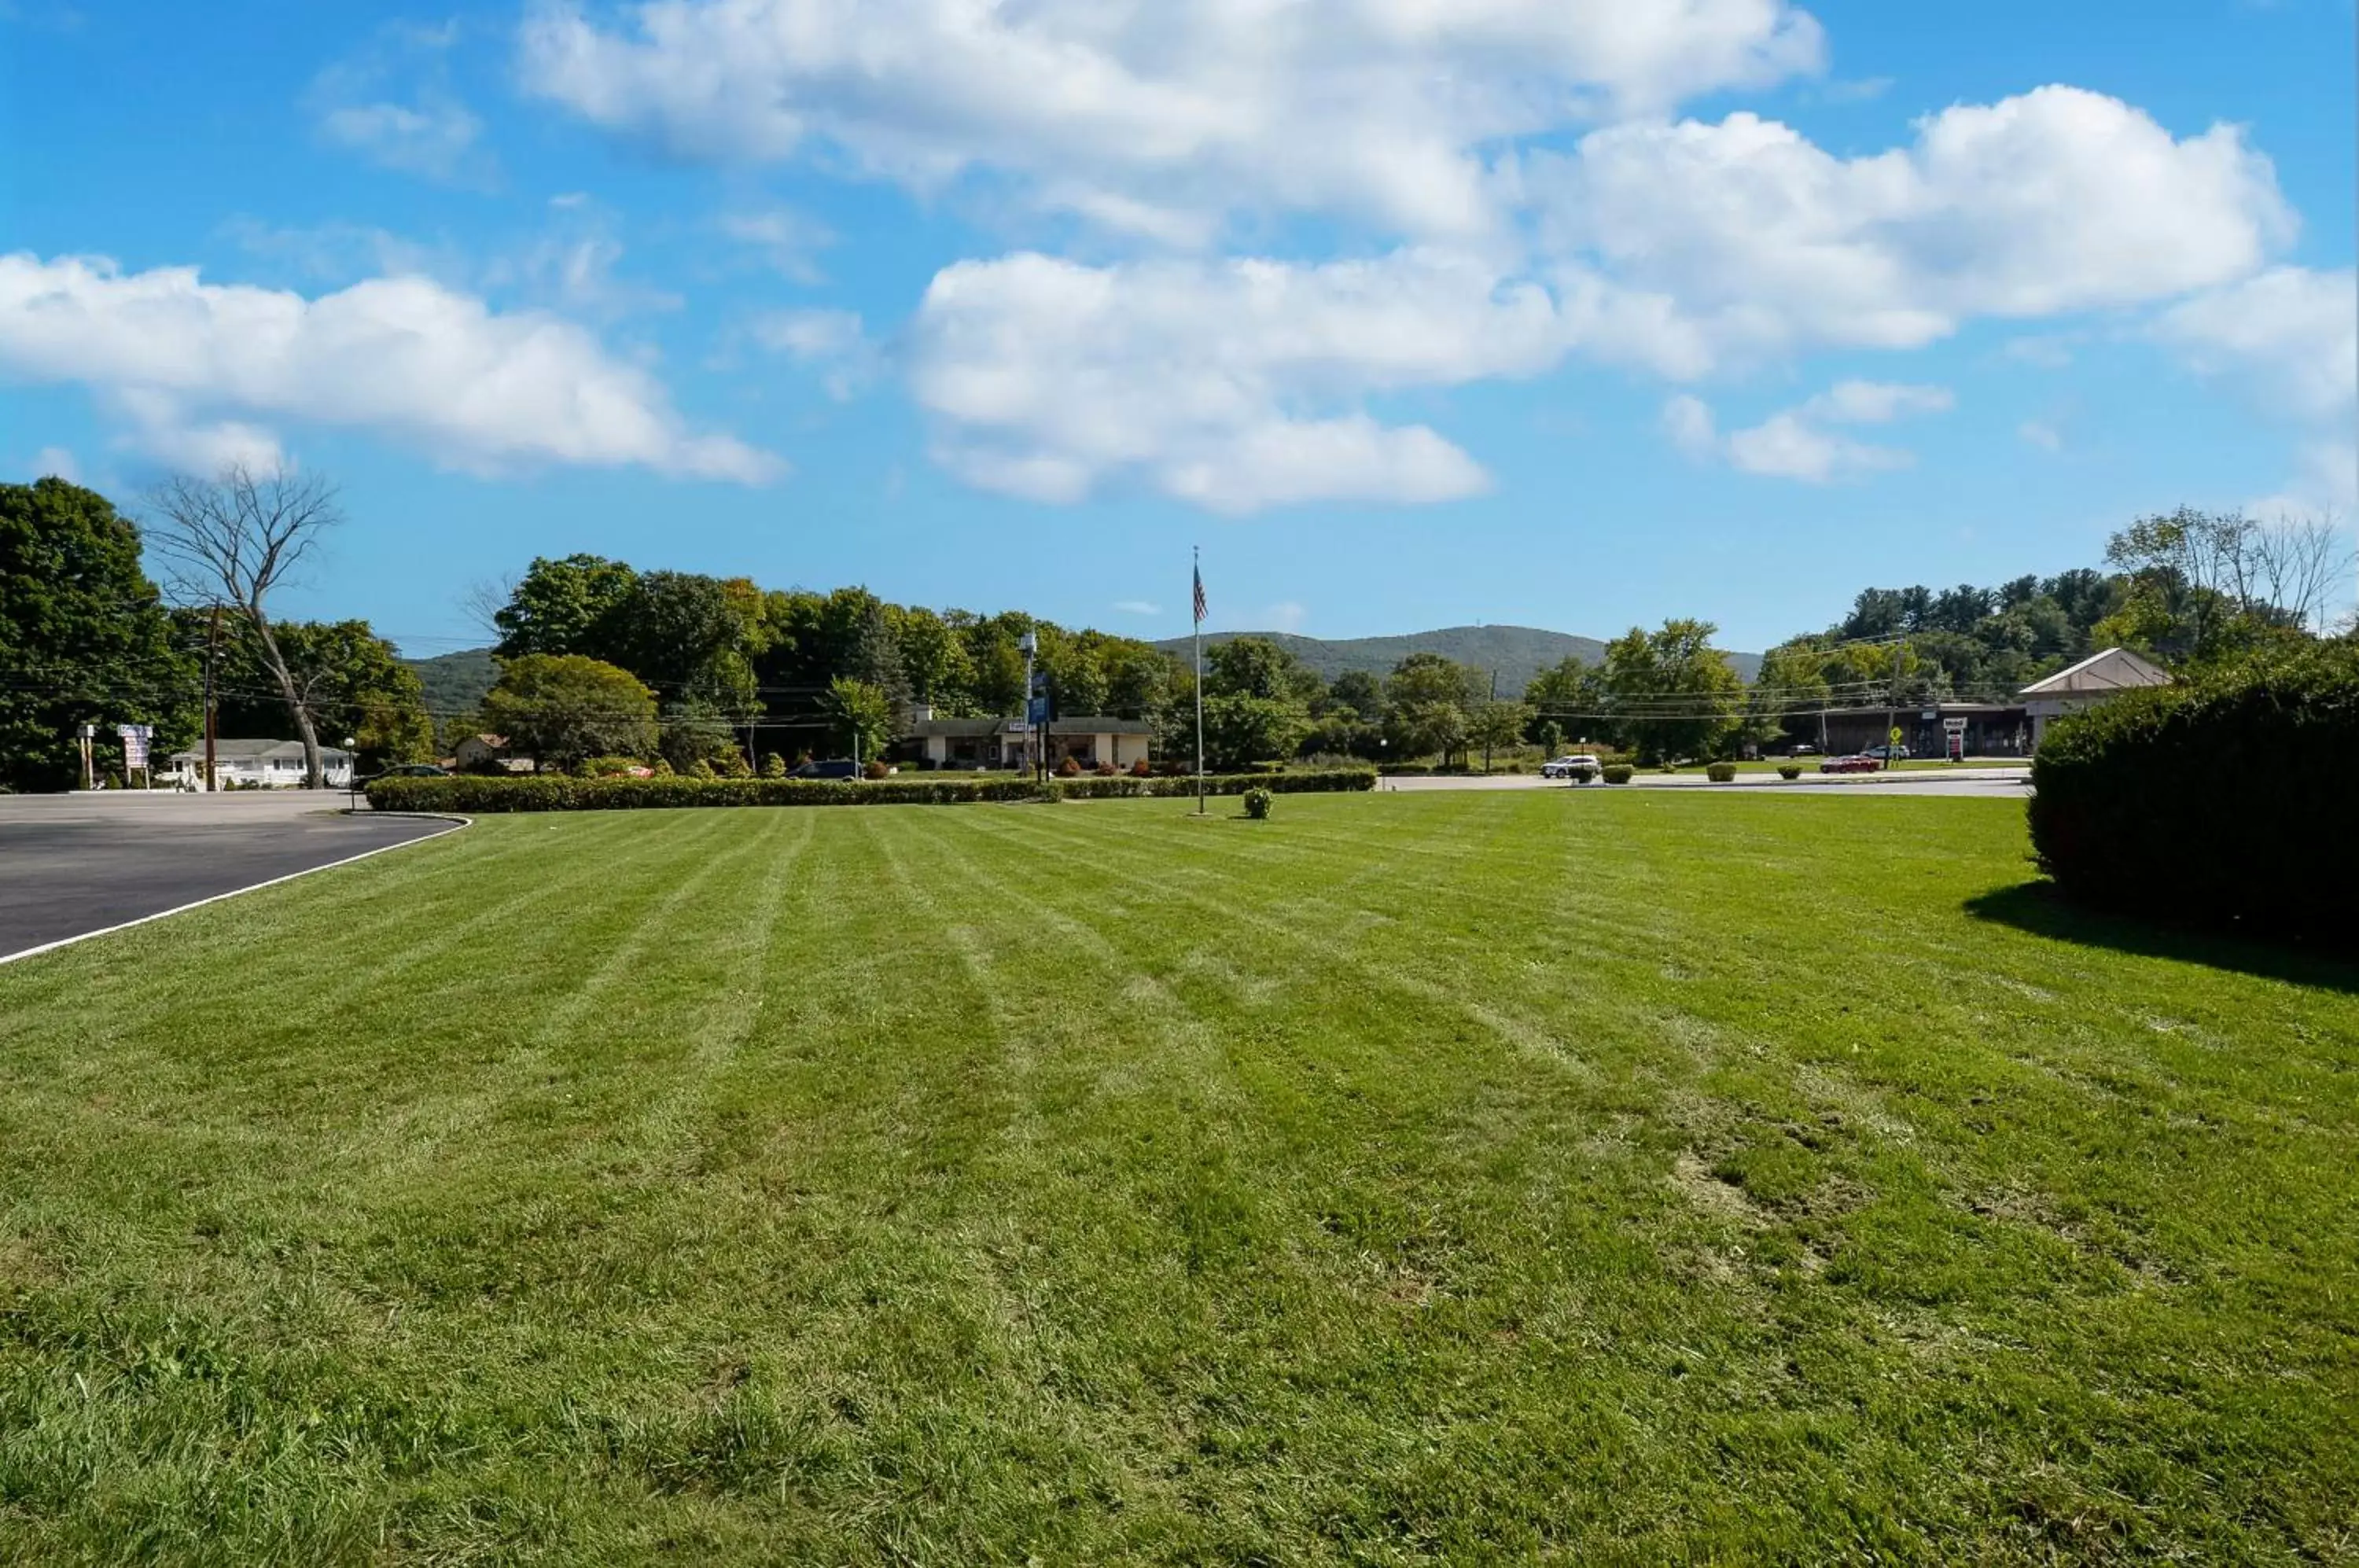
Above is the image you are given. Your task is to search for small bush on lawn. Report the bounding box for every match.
[863,760,890,781]
[1778,764,1802,780]
[366,767,1377,814]
[1056,757,1081,778]
[1601,764,1634,784]
[1095,761,1117,777]
[2030,640,2359,941]
[1131,758,1153,778]
[1242,787,1274,820]
[1706,762,1738,783]
[760,753,786,778]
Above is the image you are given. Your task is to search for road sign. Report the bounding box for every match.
[1889,727,1904,745]
[1026,696,1049,724]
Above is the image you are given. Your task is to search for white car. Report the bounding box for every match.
[1542,753,1603,781]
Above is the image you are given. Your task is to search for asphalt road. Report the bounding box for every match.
[0,793,459,963]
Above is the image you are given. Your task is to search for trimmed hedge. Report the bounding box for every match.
[1705,762,1738,783]
[1601,764,1634,784]
[2030,641,2359,940]
[366,767,1376,815]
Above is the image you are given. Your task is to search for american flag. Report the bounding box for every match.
[1192,561,1206,624]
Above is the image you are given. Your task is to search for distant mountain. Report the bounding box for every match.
[1154,625,1761,695]
[403,647,498,720]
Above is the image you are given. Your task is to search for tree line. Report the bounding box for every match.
[2,464,2347,791]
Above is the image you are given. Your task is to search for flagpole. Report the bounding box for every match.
[1193,545,1205,815]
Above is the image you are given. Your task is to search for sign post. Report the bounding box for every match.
[116,723,153,789]
[1942,716,1969,763]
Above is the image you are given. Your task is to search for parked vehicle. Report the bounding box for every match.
[1542,753,1603,782]
[790,758,861,779]
[1787,744,1819,756]
[1864,743,1912,761]
[1818,753,1881,774]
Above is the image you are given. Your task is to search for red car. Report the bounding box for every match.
[1818,753,1881,774]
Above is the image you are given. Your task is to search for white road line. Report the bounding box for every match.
[0,814,471,969]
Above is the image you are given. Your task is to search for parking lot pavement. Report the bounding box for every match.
[0,791,461,963]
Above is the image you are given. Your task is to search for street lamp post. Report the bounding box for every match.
[344,735,358,811]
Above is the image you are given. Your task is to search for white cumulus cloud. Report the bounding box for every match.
[1665,380,1950,482]
[2154,266,2357,421]
[1533,86,2293,364]
[0,253,776,482]
[520,0,1825,241]
[907,248,1590,511]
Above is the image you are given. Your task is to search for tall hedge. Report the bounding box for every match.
[366,768,1375,815]
[2029,641,2359,939]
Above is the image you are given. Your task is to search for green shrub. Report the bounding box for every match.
[1706,762,1738,783]
[1777,764,1802,781]
[578,755,645,778]
[760,753,786,778]
[2030,641,2359,940]
[365,768,1378,815]
[1242,786,1274,820]
[1601,764,1634,784]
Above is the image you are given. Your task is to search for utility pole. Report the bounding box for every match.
[1484,667,1499,774]
[1192,546,1205,815]
[1018,630,1039,783]
[1884,635,1905,771]
[203,602,222,791]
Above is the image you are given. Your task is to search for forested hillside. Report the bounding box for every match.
[1153,626,1764,695]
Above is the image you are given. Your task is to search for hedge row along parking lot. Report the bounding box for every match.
[2031,639,2357,943]
[365,767,1378,813]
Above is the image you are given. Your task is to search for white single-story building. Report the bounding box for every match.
[909,708,1154,770]
[168,739,355,789]
[2019,646,2173,746]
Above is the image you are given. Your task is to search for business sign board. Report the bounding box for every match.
[116,723,153,769]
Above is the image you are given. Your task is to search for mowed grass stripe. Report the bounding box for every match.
[0,793,2352,1563]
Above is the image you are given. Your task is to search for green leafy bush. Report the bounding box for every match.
[577,756,646,778]
[1601,764,1634,784]
[1777,764,1802,781]
[1706,762,1738,783]
[2030,641,2359,940]
[760,753,787,778]
[366,768,1378,815]
[1242,786,1274,819]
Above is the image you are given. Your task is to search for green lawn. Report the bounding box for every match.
[2,793,2353,1564]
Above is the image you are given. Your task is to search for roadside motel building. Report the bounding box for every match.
[1818,703,2031,759]
[908,708,1154,770]
[2017,646,2172,747]
[167,739,355,788]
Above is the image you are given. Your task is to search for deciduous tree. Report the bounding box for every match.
[480,654,657,771]
[0,478,192,790]
[144,465,340,786]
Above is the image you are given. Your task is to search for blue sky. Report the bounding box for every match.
[3,0,2352,655]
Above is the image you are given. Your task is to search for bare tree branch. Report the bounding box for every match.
[459,572,521,642]
[142,465,344,787]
